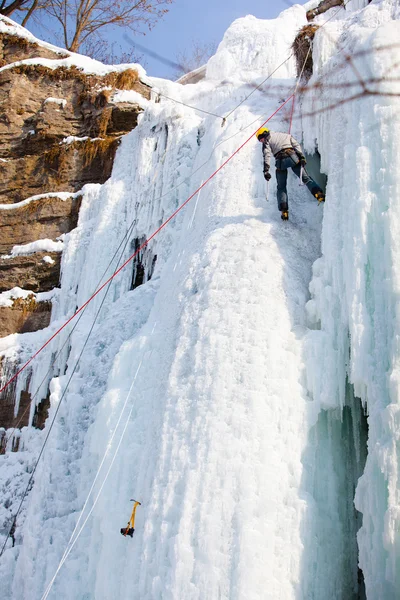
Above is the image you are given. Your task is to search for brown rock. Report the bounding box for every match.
[306,0,344,21]
[0,356,33,440]
[0,252,61,292]
[0,194,82,253]
[0,295,52,338]
[107,103,143,136]
[0,32,66,67]
[0,62,150,202]
[0,33,152,430]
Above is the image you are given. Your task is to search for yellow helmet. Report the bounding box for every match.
[256,127,270,140]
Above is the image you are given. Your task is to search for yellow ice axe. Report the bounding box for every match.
[120,499,141,538]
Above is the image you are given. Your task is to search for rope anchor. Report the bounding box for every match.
[120,499,141,538]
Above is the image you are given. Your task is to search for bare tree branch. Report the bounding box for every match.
[0,0,31,16]
[40,0,173,53]
[174,40,217,79]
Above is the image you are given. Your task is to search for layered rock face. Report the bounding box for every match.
[0,25,151,433]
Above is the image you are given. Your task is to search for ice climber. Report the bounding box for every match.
[256,127,325,220]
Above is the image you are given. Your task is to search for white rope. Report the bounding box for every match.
[40,355,145,600]
[188,178,204,229]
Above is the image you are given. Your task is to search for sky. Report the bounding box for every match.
[19,0,298,79]
[135,0,295,77]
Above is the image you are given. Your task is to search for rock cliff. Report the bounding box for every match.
[0,18,151,434]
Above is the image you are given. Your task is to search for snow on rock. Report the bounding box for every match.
[0,14,70,57]
[1,239,64,259]
[0,55,148,82]
[0,192,79,211]
[61,136,90,144]
[0,15,148,82]
[0,288,56,309]
[44,98,67,108]
[1,1,400,599]
[0,287,36,308]
[111,89,150,107]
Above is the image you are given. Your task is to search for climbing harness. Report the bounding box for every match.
[121,500,141,538]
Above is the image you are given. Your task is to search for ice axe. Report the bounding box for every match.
[120,499,141,538]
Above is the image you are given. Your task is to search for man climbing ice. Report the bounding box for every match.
[256,127,325,220]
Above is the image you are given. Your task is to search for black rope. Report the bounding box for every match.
[223,55,293,121]
[0,220,136,559]
[2,219,137,452]
[155,90,225,121]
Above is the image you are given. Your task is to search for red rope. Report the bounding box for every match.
[0,94,294,396]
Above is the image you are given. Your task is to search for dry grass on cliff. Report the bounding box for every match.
[44,136,117,178]
[24,194,61,215]
[2,34,39,51]
[96,108,113,137]
[12,294,37,312]
[292,24,320,79]
[10,63,140,90]
[77,69,139,107]
[81,137,116,166]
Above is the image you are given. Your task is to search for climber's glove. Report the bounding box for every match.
[264,171,271,181]
[299,156,306,166]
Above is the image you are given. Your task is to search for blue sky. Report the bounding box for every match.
[138,0,294,77]
[22,0,297,79]
[122,0,290,77]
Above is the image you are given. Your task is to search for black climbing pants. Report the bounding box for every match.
[274,150,323,211]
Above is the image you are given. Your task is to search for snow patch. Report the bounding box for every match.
[0,287,36,308]
[0,15,149,82]
[44,97,67,108]
[0,192,80,211]
[1,239,64,259]
[111,90,149,107]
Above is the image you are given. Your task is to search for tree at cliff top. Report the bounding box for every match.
[44,0,174,53]
[0,0,40,22]
[3,0,174,55]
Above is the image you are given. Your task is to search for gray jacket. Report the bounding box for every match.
[262,131,303,171]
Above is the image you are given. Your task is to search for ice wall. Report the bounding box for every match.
[1,1,400,599]
[302,0,400,596]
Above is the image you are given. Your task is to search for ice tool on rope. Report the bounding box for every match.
[120,500,141,537]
